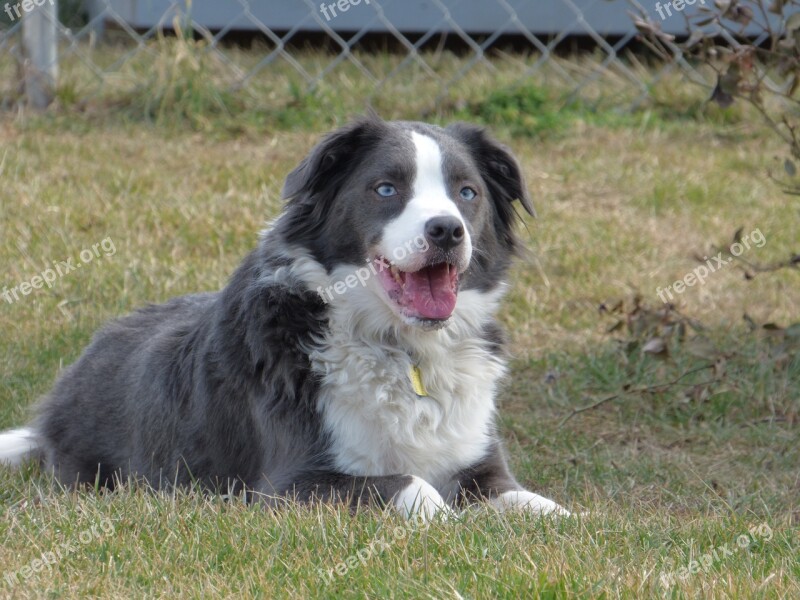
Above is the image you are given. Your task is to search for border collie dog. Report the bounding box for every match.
[0,116,568,520]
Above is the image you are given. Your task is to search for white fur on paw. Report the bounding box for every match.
[393,476,454,522]
[490,490,571,516]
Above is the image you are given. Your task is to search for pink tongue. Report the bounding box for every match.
[404,264,457,320]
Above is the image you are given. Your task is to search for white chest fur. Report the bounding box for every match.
[310,289,507,486]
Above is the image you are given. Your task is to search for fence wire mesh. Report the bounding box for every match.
[0,0,711,113]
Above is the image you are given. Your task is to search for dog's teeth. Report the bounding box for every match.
[390,265,403,285]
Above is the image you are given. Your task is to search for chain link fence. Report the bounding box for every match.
[0,0,710,113]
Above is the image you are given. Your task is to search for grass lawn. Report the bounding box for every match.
[0,42,799,598]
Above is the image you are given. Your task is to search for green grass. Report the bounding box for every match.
[1,38,799,598]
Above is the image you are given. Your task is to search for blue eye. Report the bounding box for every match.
[460,187,477,201]
[376,184,398,198]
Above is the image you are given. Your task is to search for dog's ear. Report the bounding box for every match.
[282,116,386,202]
[279,115,387,262]
[445,122,535,219]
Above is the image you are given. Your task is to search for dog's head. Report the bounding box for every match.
[279,115,534,330]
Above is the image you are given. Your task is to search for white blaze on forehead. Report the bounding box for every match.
[412,133,447,199]
[378,131,472,269]
[409,132,461,220]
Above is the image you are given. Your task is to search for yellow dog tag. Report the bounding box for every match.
[409,364,429,397]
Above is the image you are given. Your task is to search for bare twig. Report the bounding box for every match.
[559,364,716,427]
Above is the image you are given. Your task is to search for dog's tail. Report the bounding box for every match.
[0,427,40,467]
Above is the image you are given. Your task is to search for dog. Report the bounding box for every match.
[0,115,569,520]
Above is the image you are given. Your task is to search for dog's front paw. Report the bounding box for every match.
[393,475,454,522]
[490,490,571,516]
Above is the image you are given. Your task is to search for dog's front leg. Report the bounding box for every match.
[456,444,570,516]
[268,472,454,521]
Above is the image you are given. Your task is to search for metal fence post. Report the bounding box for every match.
[22,0,58,109]
[87,0,105,39]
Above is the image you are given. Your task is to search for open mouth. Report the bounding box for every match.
[375,257,459,322]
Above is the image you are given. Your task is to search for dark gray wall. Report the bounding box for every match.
[104,1,719,36]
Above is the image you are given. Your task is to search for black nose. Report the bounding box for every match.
[425,216,465,251]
